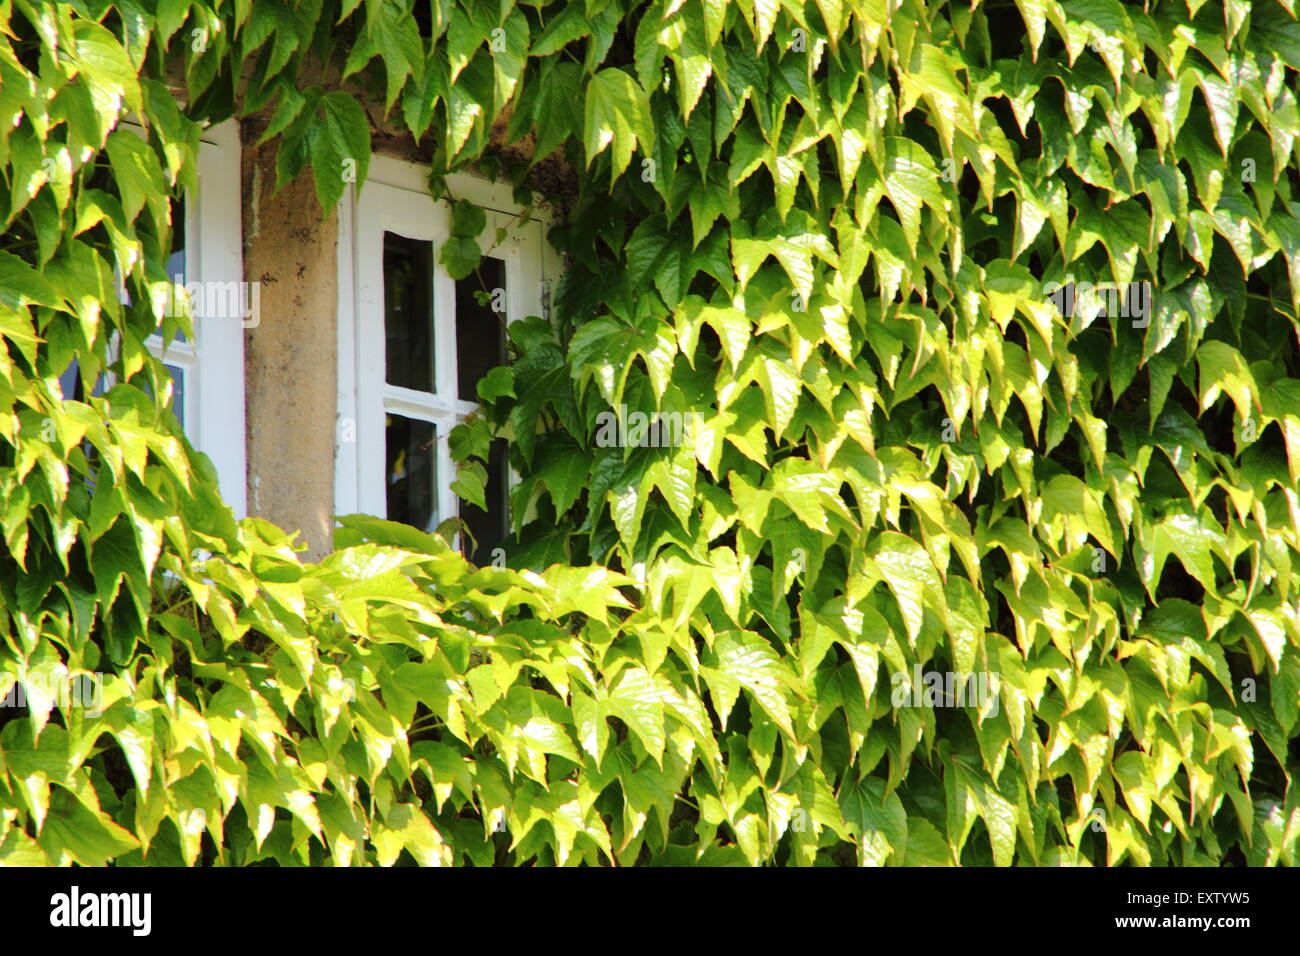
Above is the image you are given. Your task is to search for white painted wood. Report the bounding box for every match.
[335,178,359,518]
[191,120,247,517]
[336,157,555,538]
[352,177,453,526]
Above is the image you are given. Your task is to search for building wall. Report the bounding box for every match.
[240,134,338,560]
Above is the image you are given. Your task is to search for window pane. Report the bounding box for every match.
[384,233,435,392]
[58,361,82,402]
[165,197,188,343]
[140,363,184,425]
[163,363,185,427]
[459,436,509,565]
[386,414,437,532]
[56,360,106,404]
[455,255,506,401]
[167,196,186,282]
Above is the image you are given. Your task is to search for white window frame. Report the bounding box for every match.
[111,117,247,517]
[335,155,558,536]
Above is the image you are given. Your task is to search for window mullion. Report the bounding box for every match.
[433,238,457,404]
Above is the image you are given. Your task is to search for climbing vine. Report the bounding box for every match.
[0,0,1297,865]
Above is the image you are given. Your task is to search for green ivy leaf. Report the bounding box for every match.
[584,68,654,180]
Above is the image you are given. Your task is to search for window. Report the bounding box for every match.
[336,157,556,561]
[149,195,192,432]
[154,120,248,515]
[56,120,247,515]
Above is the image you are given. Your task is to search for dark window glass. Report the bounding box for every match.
[58,361,109,402]
[459,437,509,564]
[384,233,435,392]
[58,362,82,402]
[164,363,185,426]
[455,256,506,401]
[165,197,188,343]
[167,196,186,282]
[138,363,183,424]
[386,414,437,532]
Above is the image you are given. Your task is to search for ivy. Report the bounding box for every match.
[0,0,1298,866]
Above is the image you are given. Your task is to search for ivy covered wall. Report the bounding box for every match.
[0,0,1298,865]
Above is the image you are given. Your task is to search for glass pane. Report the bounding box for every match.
[459,436,509,565]
[58,361,82,402]
[386,414,437,532]
[455,256,506,401]
[384,232,435,392]
[163,363,185,427]
[164,197,187,343]
[167,196,186,282]
[140,363,184,425]
[58,361,108,401]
